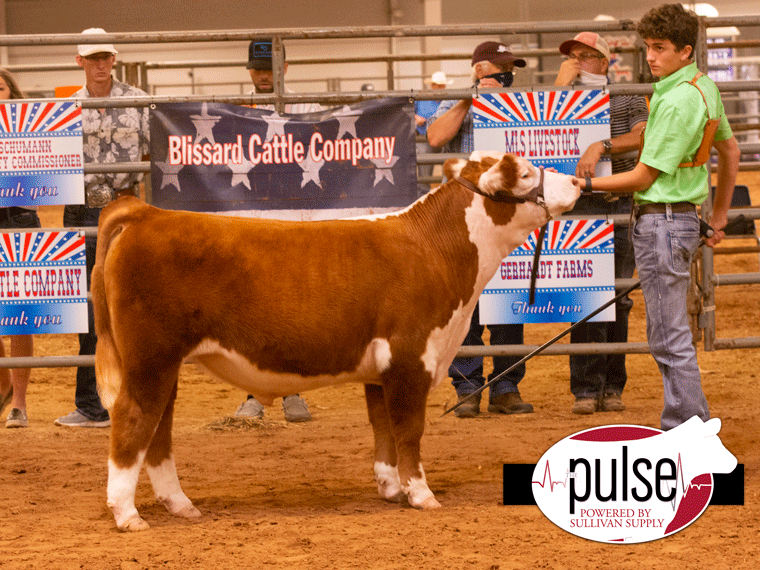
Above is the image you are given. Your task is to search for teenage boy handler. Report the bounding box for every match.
[579,4,740,430]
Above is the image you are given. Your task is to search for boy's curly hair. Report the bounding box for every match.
[637,3,699,53]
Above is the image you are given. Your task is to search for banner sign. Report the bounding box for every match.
[472,90,615,324]
[472,90,611,176]
[150,98,417,219]
[0,101,85,206]
[479,219,616,324]
[0,231,88,334]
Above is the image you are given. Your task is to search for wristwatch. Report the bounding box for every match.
[601,139,612,155]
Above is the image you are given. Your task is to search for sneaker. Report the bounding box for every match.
[0,386,12,416]
[454,393,481,418]
[600,393,625,412]
[6,408,27,428]
[282,395,311,423]
[54,410,111,428]
[488,392,534,414]
[234,397,264,419]
[571,397,598,415]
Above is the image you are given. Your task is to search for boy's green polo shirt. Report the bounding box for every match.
[635,62,733,205]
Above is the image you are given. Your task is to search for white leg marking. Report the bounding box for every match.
[403,464,441,509]
[146,455,201,519]
[374,461,404,502]
[107,452,150,532]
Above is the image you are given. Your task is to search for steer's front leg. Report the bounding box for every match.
[382,363,441,509]
[365,384,404,502]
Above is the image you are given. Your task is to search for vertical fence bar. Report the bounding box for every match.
[272,36,285,114]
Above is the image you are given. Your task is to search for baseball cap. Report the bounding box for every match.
[247,39,286,70]
[425,71,453,86]
[471,41,526,68]
[77,28,118,58]
[559,32,611,62]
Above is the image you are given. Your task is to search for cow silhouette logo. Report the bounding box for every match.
[531,417,737,544]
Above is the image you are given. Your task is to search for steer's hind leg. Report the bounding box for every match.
[381,363,441,509]
[145,380,201,521]
[107,363,182,532]
[365,384,403,502]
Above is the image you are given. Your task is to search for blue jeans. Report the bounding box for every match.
[569,197,636,399]
[63,205,109,422]
[632,209,709,430]
[449,304,525,399]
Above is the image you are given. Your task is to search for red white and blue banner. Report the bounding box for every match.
[479,219,615,324]
[150,98,417,219]
[0,231,88,334]
[472,90,611,176]
[473,90,615,324]
[0,101,84,206]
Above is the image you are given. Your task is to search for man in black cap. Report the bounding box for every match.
[426,42,532,418]
[235,39,319,422]
[245,38,322,114]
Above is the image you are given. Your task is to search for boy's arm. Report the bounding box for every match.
[705,135,740,247]
[579,160,660,194]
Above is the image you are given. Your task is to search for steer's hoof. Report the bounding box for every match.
[175,504,202,519]
[382,489,406,503]
[118,515,151,532]
[409,495,442,509]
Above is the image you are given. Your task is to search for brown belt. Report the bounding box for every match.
[635,202,697,217]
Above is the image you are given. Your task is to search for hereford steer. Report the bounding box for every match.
[92,151,580,531]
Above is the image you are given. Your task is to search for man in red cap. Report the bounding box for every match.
[426,42,532,418]
[554,31,649,416]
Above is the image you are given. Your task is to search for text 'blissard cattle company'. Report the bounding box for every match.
[167,134,397,167]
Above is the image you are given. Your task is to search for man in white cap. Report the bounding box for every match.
[426,42,532,419]
[554,32,649,416]
[414,71,451,196]
[55,28,150,428]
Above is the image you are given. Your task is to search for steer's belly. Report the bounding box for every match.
[188,338,392,403]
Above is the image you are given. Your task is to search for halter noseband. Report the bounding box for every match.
[454,166,551,222]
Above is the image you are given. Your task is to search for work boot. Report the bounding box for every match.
[599,393,625,412]
[571,397,597,415]
[454,393,481,418]
[488,392,534,414]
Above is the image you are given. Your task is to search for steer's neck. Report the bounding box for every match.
[403,180,548,297]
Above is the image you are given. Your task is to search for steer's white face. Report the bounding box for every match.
[448,151,581,220]
[477,153,580,219]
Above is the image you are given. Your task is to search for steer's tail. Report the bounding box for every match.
[92,196,147,409]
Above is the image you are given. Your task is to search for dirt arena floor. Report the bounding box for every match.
[1,177,758,570]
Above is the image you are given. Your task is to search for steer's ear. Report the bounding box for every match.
[443,158,468,181]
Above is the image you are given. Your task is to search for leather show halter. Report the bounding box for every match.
[454,165,550,222]
[455,165,549,305]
